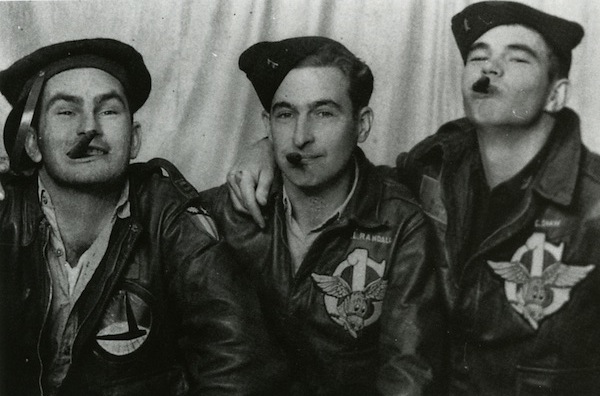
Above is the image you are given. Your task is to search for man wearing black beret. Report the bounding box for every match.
[0,38,277,396]
[227,2,600,394]
[201,36,445,395]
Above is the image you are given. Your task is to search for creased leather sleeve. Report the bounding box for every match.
[162,207,281,396]
[376,210,448,396]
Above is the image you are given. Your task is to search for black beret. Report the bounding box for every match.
[0,38,151,112]
[0,38,151,172]
[239,36,348,110]
[451,1,583,72]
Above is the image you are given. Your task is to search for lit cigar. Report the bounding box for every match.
[472,76,490,93]
[67,130,99,159]
[286,152,303,165]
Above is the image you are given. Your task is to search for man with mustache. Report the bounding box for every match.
[201,36,445,395]
[0,38,276,396]
[226,2,600,394]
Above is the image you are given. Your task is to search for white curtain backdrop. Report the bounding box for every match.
[0,0,598,190]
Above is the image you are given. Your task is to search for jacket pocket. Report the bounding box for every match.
[516,365,600,396]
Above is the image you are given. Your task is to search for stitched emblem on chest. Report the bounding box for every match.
[488,232,594,330]
[311,248,387,338]
[95,289,152,356]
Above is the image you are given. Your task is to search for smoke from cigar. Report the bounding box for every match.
[286,153,303,166]
[472,76,490,93]
[67,130,99,159]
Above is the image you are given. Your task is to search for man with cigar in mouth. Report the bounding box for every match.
[200,36,445,395]
[0,38,276,395]
[225,2,600,395]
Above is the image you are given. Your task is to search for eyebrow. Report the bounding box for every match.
[312,100,342,111]
[45,90,128,109]
[271,99,342,112]
[469,42,540,60]
[506,44,540,60]
[271,101,294,112]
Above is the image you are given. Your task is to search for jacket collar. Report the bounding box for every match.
[19,175,43,247]
[342,148,390,229]
[414,108,582,207]
[532,108,581,206]
[268,148,388,230]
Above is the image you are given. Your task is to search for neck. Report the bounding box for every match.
[39,170,123,264]
[284,164,354,233]
[476,113,555,188]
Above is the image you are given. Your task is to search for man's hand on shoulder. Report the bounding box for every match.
[0,155,9,200]
[226,137,275,229]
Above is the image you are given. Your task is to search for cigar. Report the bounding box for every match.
[472,76,490,93]
[67,131,99,159]
[286,152,303,165]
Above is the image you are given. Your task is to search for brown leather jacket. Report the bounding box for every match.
[0,159,277,396]
[397,109,600,395]
[201,149,446,396]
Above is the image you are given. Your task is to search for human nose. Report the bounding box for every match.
[481,57,503,77]
[79,110,99,135]
[292,115,314,148]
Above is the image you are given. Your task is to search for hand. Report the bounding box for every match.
[0,155,9,200]
[227,138,275,228]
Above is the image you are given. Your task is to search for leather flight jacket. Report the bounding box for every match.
[0,158,277,396]
[397,108,600,395]
[201,149,446,396]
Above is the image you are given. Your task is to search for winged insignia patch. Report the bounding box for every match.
[312,248,387,338]
[488,232,594,329]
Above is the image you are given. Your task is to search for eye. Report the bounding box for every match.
[57,110,74,116]
[274,111,293,119]
[100,109,119,116]
[317,111,334,118]
[468,56,488,62]
[510,58,530,64]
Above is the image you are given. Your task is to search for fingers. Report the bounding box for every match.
[255,167,274,207]
[227,170,265,228]
[239,171,265,229]
[227,170,247,213]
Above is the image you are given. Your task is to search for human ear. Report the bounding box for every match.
[129,121,142,159]
[24,127,42,163]
[261,110,272,140]
[544,78,569,113]
[356,106,373,143]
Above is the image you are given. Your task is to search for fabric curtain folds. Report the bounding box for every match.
[0,0,597,190]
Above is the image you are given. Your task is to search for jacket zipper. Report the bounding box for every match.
[457,194,534,374]
[37,232,53,396]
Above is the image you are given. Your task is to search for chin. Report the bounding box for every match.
[46,164,129,192]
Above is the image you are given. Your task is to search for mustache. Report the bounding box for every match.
[286,152,303,165]
[472,76,491,93]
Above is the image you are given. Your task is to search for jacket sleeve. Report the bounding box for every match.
[162,206,281,396]
[197,184,229,230]
[376,210,448,396]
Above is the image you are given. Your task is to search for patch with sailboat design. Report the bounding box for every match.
[96,288,152,357]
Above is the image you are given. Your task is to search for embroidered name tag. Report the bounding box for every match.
[352,231,392,244]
